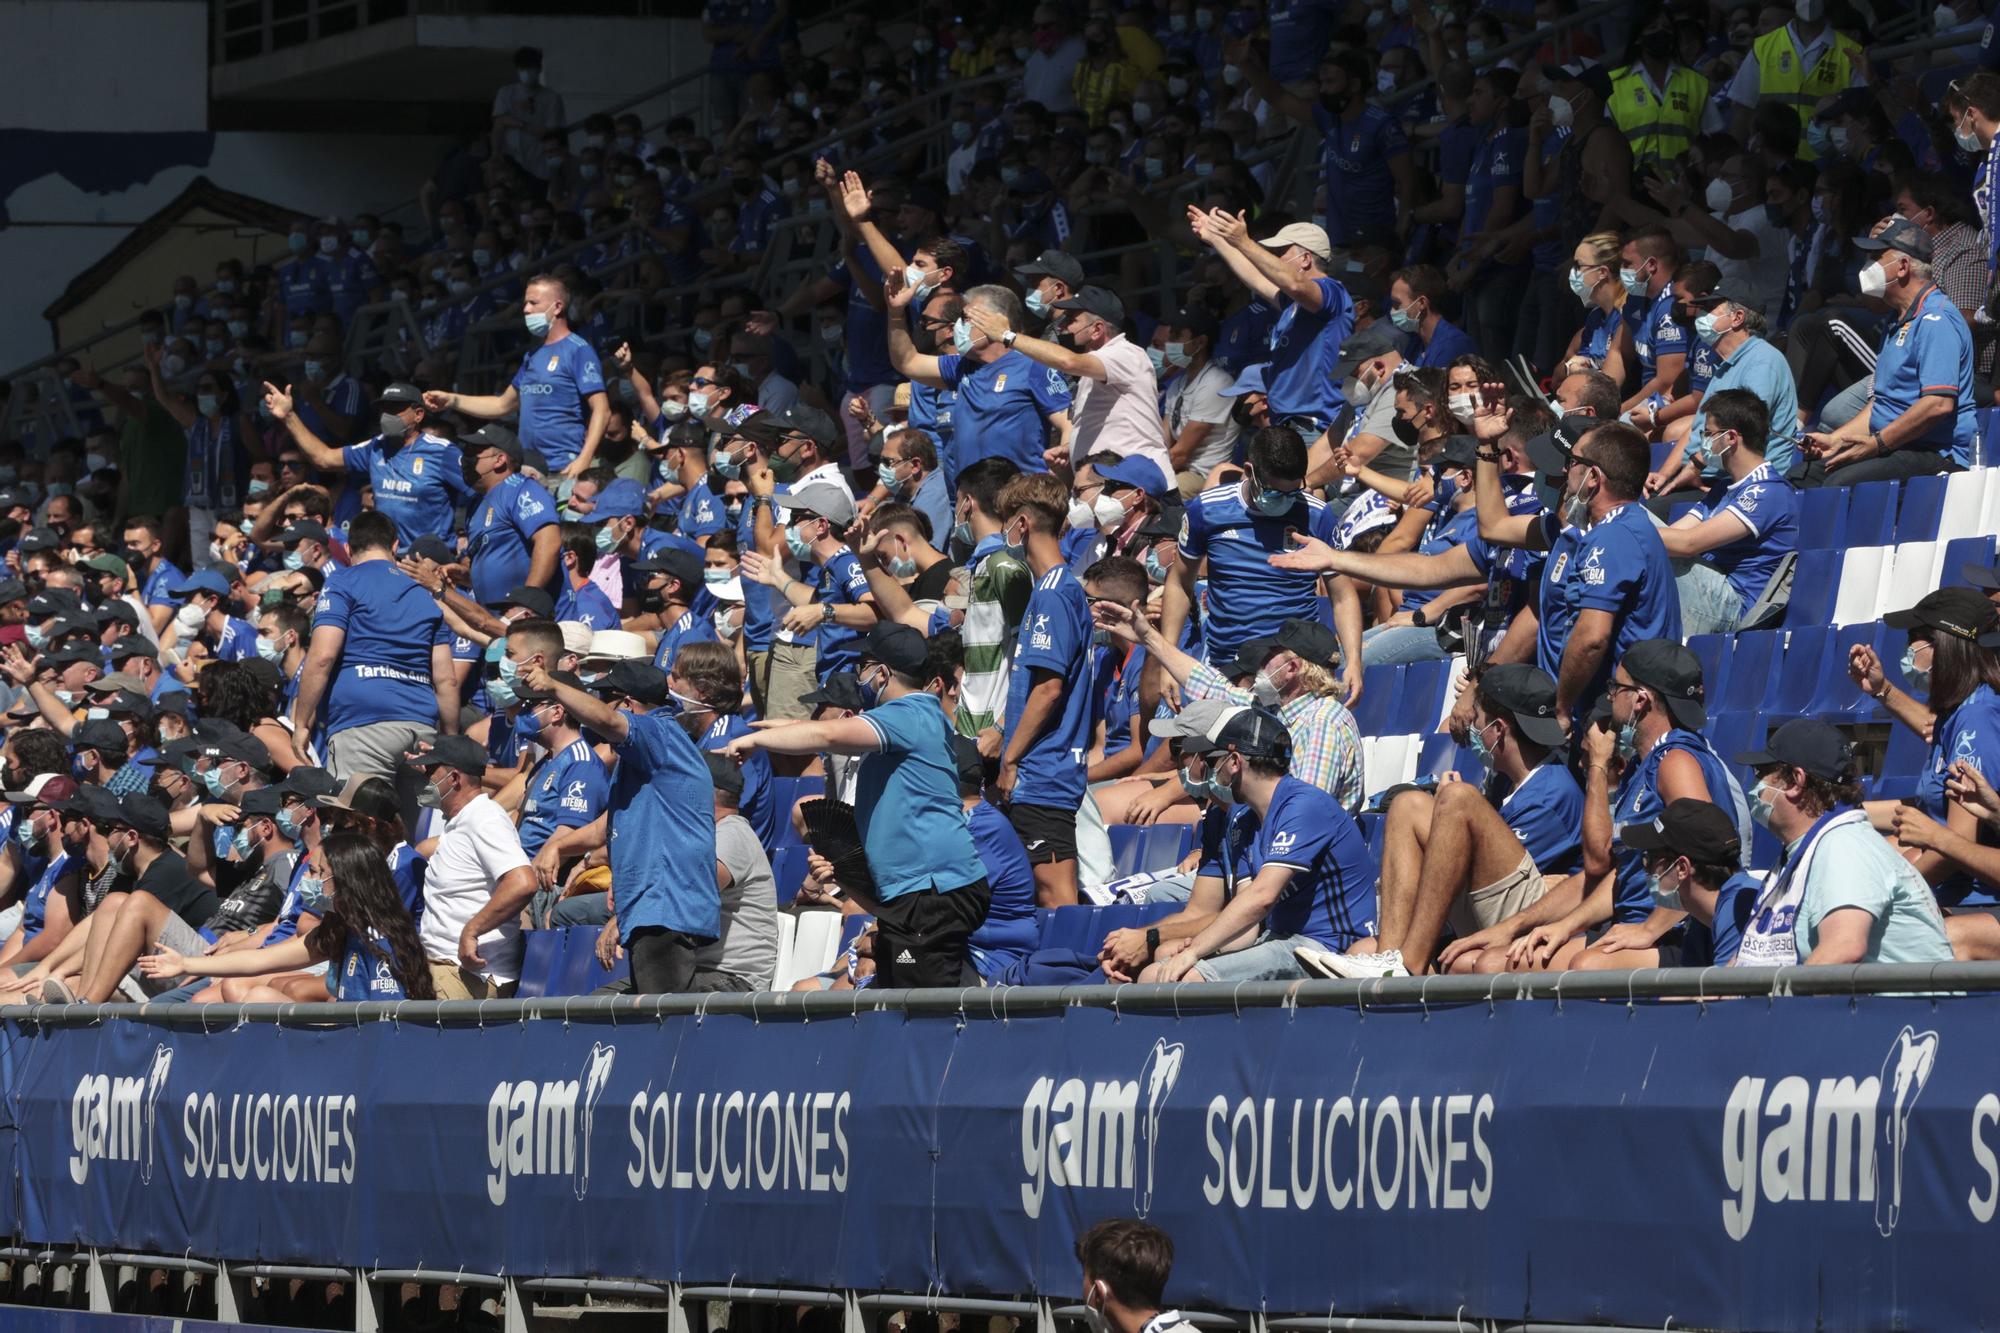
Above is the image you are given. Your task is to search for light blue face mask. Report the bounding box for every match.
[712,447,741,479]
[1615,718,1638,759]
[1389,306,1419,333]
[595,522,622,553]
[525,311,552,335]
[887,554,918,579]
[1647,866,1685,911]
[1619,266,1646,296]
[784,524,816,561]
[1026,290,1050,318]
[1747,778,1775,829]
[1693,311,1726,345]
[276,808,303,842]
[1143,546,1171,583]
[688,391,712,417]
[1901,645,1931,694]
[485,636,508,664]
[256,633,286,663]
[14,814,38,849]
[952,519,972,546]
[24,626,46,650]
[513,705,546,741]
[284,549,307,572]
[200,764,234,799]
[704,567,731,585]
[488,677,519,710]
[1247,481,1298,517]
[1468,720,1496,769]
[1568,268,1593,302]
[296,873,327,914]
[497,654,523,687]
[952,318,976,355]
[232,825,255,858]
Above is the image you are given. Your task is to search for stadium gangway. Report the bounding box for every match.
[5,962,2000,1332]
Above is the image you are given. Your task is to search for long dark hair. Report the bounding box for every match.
[1924,630,2000,719]
[311,831,435,1000]
[198,661,278,730]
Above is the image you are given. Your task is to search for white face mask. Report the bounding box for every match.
[1857,260,1889,299]
[1704,177,1734,215]
[1548,94,1574,129]
[1447,391,1476,419]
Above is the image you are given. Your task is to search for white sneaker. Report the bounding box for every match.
[1295,946,1408,980]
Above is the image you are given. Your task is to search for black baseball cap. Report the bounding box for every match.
[589,660,672,707]
[860,622,929,675]
[1052,285,1125,326]
[1621,639,1706,730]
[1732,717,1855,782]
[281,766,344,799]
[375,382,425,407]
[704,750,745,799]
[47,783,118,820]
[463,423,523,465]
[800,671,875,712]
[105,637,158,666]
[1137,503,1186,541]
[278,519,330,546]
[1853,216,1934,265]
[1525,414,1601,479]
[107,791,171,840]
[71,719,131,757]
[1436,434,1480,469]
[1620,797,1743,866]
[0,578,27,605]
[1476,663,1568,748]
[515,667,586,703]
[1152,700,1291,760]
[1015,249,1085,289]
[1265,618,1340,669]
[408,535,456,564]
[1884,586,1996,641]
[407,734,488,777]
[237,786,289,817]
[1331,323,1402,380]
[632,546,704,593]
[496,585,556,619]
[1164,307,1219,340]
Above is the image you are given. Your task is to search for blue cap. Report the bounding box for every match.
[167,570,232,599]
[1096,454,1175,498]
[1219,364,1268,398]
[591,477,647,519]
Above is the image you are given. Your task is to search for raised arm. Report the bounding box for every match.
[264,383,349,471]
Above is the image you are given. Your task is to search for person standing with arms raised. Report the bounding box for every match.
[424,274,611,481]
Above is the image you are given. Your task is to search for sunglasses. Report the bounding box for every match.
[689,375,717,388]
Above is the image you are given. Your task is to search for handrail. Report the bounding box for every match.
[13,959,2000,1028]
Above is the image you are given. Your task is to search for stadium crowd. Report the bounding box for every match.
[4,0,2000,1001]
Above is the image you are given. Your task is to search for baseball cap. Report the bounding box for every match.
[1732,717,1855,782]
[92,689,153,719]
[1619,797,1743,866]
[1555,61,1614,103]
[496,585,556,619]
[79,553,129,581]
[280,766,344,799]
[1051,285,1126,326]
[1883,586,1996,641]
[167,570,232,599]
[1095,454,1175,499]
[278,519,330,546]
[25,588,82,619]
[800,672,876,712]
[310,775,400,822]
[515,667,586,703]
[11,523,57,548]
[591,477,648,520]
[1476,663,1568,748]
[1264,618,1340,669]
[4,773,76,804]
[408,535,456,564]
[1015,249,1085,289]
[704,750,746,800]
[1332,324,1402,380]
[1137,503,1185,541]
[1525,413,1602,479]
[775,404,839,449]
[1684,289,1754,310]
[1219,364,1268,399]
[860,622,929,675]
[559,621,595,656]
[1436,434,1480,469]
[71,720,130,759]
[1621,639,1707,730]
[375,382,425,407]
[632,547,705,593]
[1853,216,1934,265]
[107,792,171,839]
[463,423,522,464]
[589,660,672,706]
[105,638,158,667]
[1165,307,1220,340]
[208,729,273,772]
[785,481,855,527]
[1152,700,1291,760]
[41,643,104,673]
[236,787,289,817]
[406,734,488,777]
[47,783,118,820]
[0,578,26,605]
[584,629,649,663]
[1259,221,1333,264]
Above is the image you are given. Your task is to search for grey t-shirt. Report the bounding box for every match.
[698,815,780,988]
[1348,385,1416,480]
[1164,361,1241,476]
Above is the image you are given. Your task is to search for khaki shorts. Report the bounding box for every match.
[764,640,819,721]
[427,961,517,1001]
[1447,850,1548,938]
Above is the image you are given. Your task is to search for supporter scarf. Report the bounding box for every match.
[1732,807,1868,968]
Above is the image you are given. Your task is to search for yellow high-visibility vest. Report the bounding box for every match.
[1752,25,1865,157]
[1608,63,1710,167]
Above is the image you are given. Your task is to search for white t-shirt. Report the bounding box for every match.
[420,793,532,983]
[1163,360,1240,476]
[1069,334,1173,476]
[1710,206,1791,322]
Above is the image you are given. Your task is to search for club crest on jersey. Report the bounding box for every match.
[548,354,561,371]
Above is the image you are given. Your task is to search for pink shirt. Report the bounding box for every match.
[1067,334,1173,476]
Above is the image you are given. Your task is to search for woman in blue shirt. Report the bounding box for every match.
[1557,232,1631,388]
[139,832,434,1002]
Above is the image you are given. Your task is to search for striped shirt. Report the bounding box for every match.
[955,536,1033,738]
[1185,660,1364,813]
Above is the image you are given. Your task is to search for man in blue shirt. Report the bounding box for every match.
[1147,702,1376,983]
[1164,426,1353,672]
[518,660,719,995]
[290,511,458,829]
[995,472,1095,907]
[1243,46,1414,250]
[1387,265,1477,368]
[875,430,953,551]
[887,281,1072,474]
[509,668,609,862]
[424,274,611,479]
[1619,798,1759,969]
[739,481,876,717]
[724,623,992,988]
[463,425,560,607]
[639,547,718,673]
[1304,664,1581,980]
[1800,218,1976,483]
[1473,416,1682,730]
[551,525,622,630]
[267,381,470,546]
[1657,389,1799,635]
[1618,227,1689,424]
[1655,290,1800,492]
[1190,210,1352,442]
[121,515,186,636]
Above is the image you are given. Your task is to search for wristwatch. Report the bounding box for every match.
[1411,609,1428,628]
[821,602,835,626]
[1001,330,1018,348]
[1145,927,1161,954]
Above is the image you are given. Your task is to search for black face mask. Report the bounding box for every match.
[1641,29,1674,60]
[1391,414,1421,447]
[1670,300,1693,324]
[1319,90,1350,115]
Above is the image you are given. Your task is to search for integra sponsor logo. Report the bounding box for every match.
[1722,1026,1938,1240]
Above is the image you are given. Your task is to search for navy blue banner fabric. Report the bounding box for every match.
[5,996,1997,1330]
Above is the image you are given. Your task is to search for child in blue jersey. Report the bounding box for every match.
[1144,702,1376,983]
[140,831,435,1002]
[1620,799,1759,969]
[994,474,1096,907]
[1304,664,1580,980]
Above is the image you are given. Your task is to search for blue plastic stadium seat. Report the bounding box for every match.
[771,845,812,906]
[1896,474,1946,541]
[1881,723,1929,791]
[1842,481,1900,547]
[1715,631,1781,715]
[1804,623,1885,717]
[1415,730,1460,778]
[1782,549,1840,628]
[1131,824,1194,873]
[1704,710,1761,757]
[1665,499,1701,525]
[1351,663,1403,735]
[1649,441,1676,472]
[1764,628,1829,716]
[1684,634,1732,712]
[1940,535,1998,589]
[514,929,564,999]
[1980,408,2000,466]
[1107,824,1143,878]
[548,926,626,996]
[1035,906,1104,953]
[1357,812,1386,862]
[1795,486,1848,551]
[1386,659,1449,734]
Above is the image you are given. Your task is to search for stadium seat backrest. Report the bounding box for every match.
[769,913,800,989]
[1351,664,1403,735]
[1979,409,2000,469]
[1134,824,1194,873]
[1830,546,1887,625]
[1107,824,1143,879]
[1938,469,1987,545]
[1896,475,1945,542]
[771,845,811,905]
[1685,634,1732,710]
[1878,541,1937,617]
[1939,535,1998,590]
[779,911,844,989]
[1780,549,1838,627]
[1763,627,1827,716]
[550,926,627,996]
[1387,659,1449,734]
[1795,486,1847,551]
[1716,631,1781,713]
[1842,482,1900,547]
[1805,623,1887,717]
[514,929,564,1000]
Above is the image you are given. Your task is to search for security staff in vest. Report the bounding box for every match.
[1608,17,1710,170]
[1727,0,1867,154]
